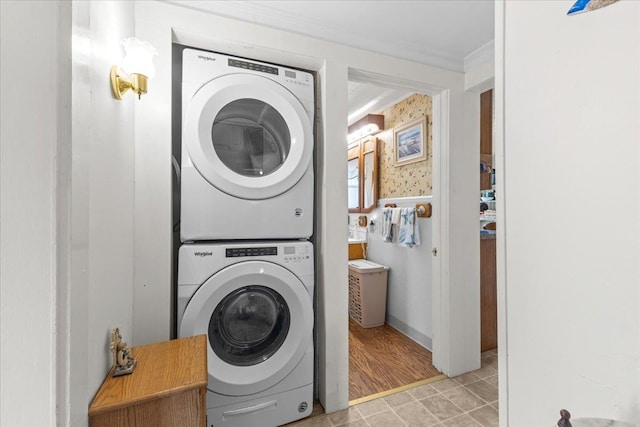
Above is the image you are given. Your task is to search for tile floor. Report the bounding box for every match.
[287,349,499,427]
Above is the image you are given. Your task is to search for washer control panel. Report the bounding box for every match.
[283,244,311,263]
[223,244,311,264]
[226,247,277,258]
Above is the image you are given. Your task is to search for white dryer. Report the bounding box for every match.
[181,49,315,242]
[177,241,314,427]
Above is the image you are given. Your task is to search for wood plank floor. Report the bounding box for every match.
[349,319,442,401]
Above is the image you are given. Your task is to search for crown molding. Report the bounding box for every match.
[464,40,495,72]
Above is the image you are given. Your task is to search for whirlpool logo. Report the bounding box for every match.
[197,55,215,62]
[194,251,213,257]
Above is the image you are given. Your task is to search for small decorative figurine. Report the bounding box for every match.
[558,409,572,427]
[110,328,137,377]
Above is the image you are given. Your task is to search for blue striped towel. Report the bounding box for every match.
[398,208,421,248]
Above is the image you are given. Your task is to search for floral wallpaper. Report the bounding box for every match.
[378,94,433,198]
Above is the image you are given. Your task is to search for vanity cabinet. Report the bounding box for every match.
[348,137,379,213]
[348,242,367,260]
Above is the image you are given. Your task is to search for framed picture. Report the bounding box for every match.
[393,116,427,167]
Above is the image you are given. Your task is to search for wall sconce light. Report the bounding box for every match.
[347,114,384,143]
[110,38,158,100]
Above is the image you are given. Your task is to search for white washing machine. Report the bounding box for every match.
[177,241,314,427]
[181,49,315,242]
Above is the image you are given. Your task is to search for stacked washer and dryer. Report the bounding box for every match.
[177,48,315,427]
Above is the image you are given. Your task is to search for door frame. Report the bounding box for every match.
[347,68,452,376]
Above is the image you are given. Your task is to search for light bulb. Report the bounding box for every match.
[120,37,158,78]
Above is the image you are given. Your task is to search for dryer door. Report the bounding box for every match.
[183,74,313,200]
[179,261,313,397]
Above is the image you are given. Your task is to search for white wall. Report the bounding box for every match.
[0,1,69,424]
[134,0,480,412]
[1,2,168,423]
[365,197,434,349]
[497,1,640,425]
[132,13,173,346]
[316,60,351,412]
[52,1,135,425]
[66,1,136,424]
[434,87,482,377]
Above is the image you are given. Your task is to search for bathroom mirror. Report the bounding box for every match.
[347,149,360,211]
[348,137,379,213]
[363,151,374,208]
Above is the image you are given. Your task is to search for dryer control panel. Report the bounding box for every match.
[226,57,312,88]
[228,58,278,75]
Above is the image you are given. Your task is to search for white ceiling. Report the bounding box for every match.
[167,0,494,122]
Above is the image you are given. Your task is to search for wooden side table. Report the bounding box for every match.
[89,335,208,427]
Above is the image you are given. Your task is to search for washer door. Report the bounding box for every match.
[179,261,313,397]
[184,73,313,200]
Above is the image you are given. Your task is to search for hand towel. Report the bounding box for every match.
[398,208,421,248]
[381,208,394,243]
[391,208,402,225]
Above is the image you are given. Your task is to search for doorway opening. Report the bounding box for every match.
[345,74,446,403]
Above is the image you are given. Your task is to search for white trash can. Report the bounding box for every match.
[348,259,390,328]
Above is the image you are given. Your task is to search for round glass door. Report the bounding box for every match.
[209,285,290,366]
[212,99,291,178]
[183,74,313,200]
